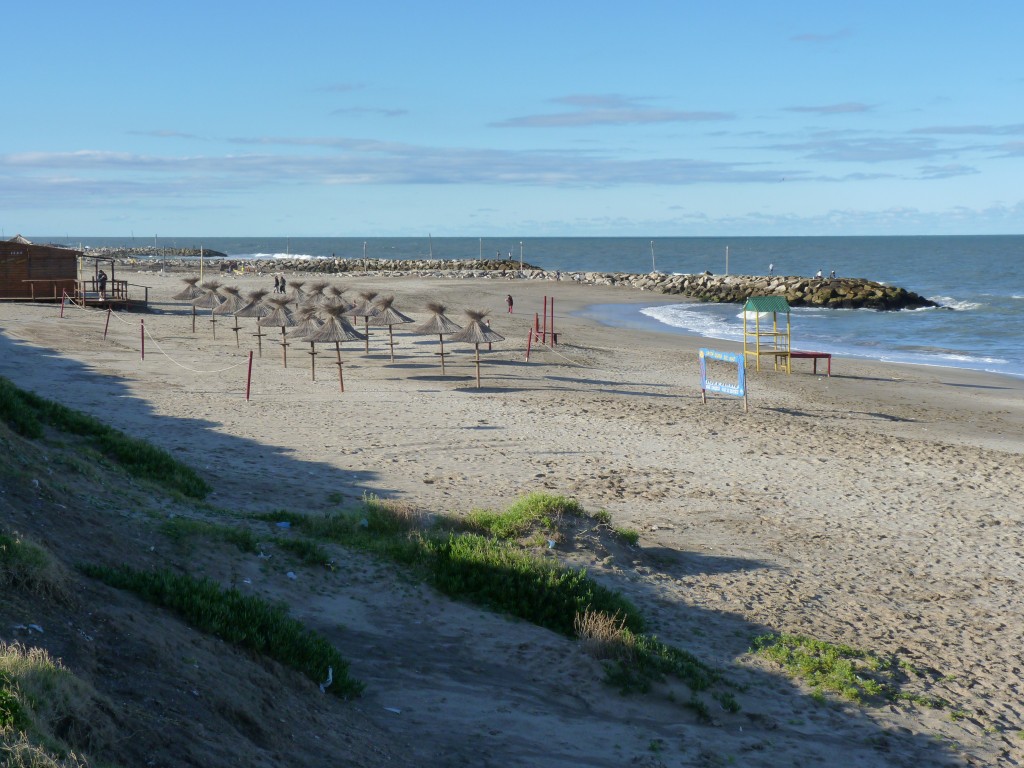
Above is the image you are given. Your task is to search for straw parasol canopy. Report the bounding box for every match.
[212,286,247,347]
[368,295,415,362]
[413,302,463,375]
[349,290,380,353]
[172,276,205,332]
[192,280,225,338]
[324,284,350,310]
[258,296,297,368]
[302,280,329,309]
[288,280,306,304]
[235,289,273,357]
[172,276,204,301]
[291,305,325,380]
[450,309,504,388]
[307,304,366,393]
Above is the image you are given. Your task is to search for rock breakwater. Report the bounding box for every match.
[122,254,937,310]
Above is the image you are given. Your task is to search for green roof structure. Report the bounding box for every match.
[743,296,791,313]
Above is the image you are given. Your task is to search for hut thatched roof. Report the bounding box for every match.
[450,309,504,344]
[413,302,462,335]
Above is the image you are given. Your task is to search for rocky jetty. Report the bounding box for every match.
[88,246,229,260]
[122,254,937,311]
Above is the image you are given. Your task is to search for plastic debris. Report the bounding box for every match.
[384,707,401,714]
[359,518,369,528]
[319,666,333,693]
[276,521,291,529]
[547,539,556,549]
[286,571,297,580]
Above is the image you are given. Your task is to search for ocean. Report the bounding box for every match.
[47,235,1024,378]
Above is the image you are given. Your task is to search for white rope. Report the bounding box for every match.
[141,325,250,374]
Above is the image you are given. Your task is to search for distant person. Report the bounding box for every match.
[505,294,513,314]
[97,269,108,299]
[280,275,287,294]
[815,269,823,279]
[768,263,774,276]
[273,275,281,293]
[829,269,836,279]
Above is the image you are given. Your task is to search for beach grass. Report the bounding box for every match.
[0,642,95,767]
[80,564,363,698]
[0,376,210,499]
[256,493,732,710]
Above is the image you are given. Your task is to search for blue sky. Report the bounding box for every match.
[4,1,1023,237]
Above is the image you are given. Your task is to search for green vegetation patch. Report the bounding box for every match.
[751,632,951,709]
[80,564,362,698]
[464,492,585,540]
[0,532,69,602]
[0,376,209,499]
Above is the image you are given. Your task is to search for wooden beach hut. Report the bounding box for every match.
[0,237,80,301]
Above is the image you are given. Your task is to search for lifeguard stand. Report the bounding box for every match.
[743,296,791,373]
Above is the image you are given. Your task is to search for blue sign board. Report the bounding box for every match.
[699,348,747,409]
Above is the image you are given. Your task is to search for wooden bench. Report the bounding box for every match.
[788,350,832,376]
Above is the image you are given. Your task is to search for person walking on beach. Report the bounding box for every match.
[505,294,513,314]
[280,275,287,294]
[273,275,281,293]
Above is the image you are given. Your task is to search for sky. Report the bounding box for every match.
[3,1,1023,238]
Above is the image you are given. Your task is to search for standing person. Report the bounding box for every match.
[505,294,513,314]
[97,269,108,299]
[768,263,774,276]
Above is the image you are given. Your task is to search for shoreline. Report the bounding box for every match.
[1,271,1022,765]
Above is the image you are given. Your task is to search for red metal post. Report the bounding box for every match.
[140,319,145,360]
[60,291,67,318]
[550,297,555,345]
[542,296,548,344]
[525,330,533,362]
[104,307,112,339]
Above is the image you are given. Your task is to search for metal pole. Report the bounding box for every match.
[140,319,145,360]
[246,351,253,401]
[104,307,112,339]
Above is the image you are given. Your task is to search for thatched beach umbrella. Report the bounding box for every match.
[172,276,204,333]
[235,289,273,357]
[212,286,247,347]
[291,305,325,380]
[288,280,307,305]
[258,296,297,368]
[192,281,225,339]
[348,290,380,353]
[413,302,462,375]
[368,295,415,362]
[307,304,366,393]
[302,280,329,309]
[324,285,350,309]
[450,309,505,388]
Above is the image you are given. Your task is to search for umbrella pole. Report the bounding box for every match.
[233,321,241,348]
[438,334,446,375]
[335,342,344,393]
[280,327,288,368]
[211,311,217,339]
[388,325,395,362]
[309,341,316,380]
[254,321,264,358]
[191,306,196,333]
[475,343,481,388]
[363,317,370,353]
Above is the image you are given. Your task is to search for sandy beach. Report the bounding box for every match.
[1,268,1022,766]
